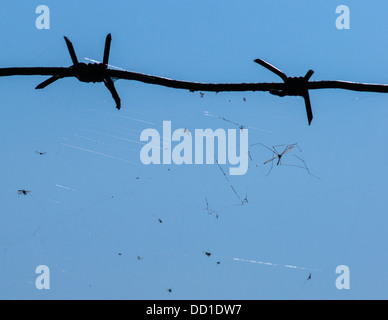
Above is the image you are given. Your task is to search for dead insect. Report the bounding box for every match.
[243,97,246,102]
[158,219,163,224]
[204,252,212,257]
[137,256,143,260]
[167,288,172,294]
[35,151,46,156]
[200,92,204,98]
[18,190,31,196]
[250,142,318,177]
[307,273,312,281]
[263,144,297,166]
[183,128,191,135]
[217,262,221,265]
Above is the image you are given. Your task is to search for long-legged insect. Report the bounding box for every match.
[250,143,318,178]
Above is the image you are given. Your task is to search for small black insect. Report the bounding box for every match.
[18,190,31,196]
[204,252,211,257]
[35,151,46,156]
[158,219,163,224]
[307,273,312,280]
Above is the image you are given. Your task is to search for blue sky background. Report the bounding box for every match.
[1,1,388,299]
